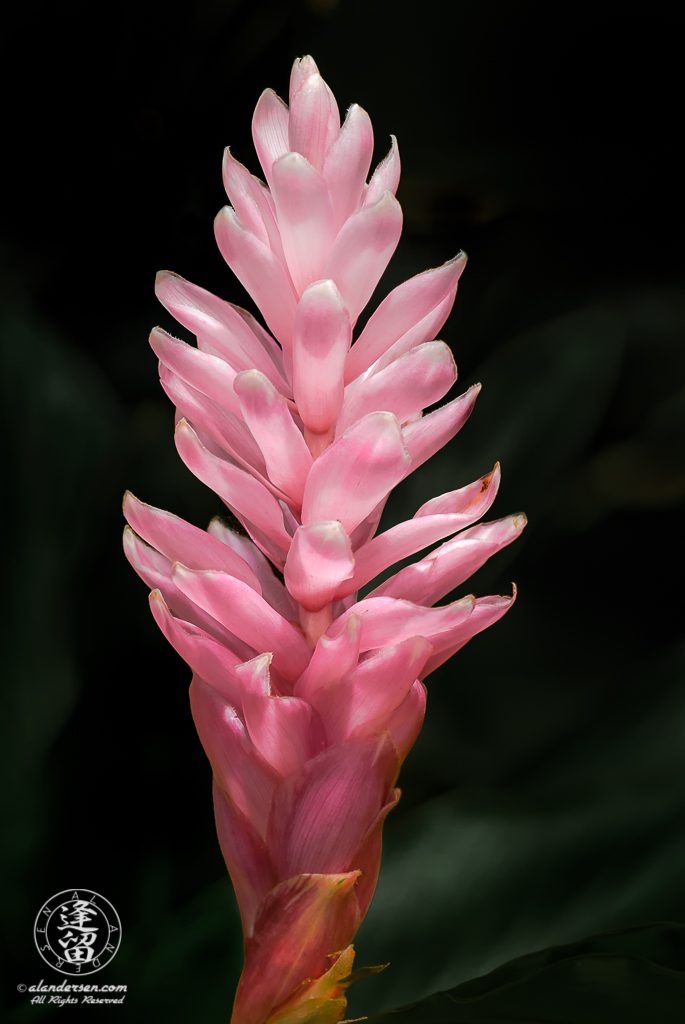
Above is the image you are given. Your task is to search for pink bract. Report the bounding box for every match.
[124,55,525,1024]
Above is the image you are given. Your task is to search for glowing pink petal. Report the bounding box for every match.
[251,88,290,189]
[336,341,456,435]
[313,636,433,744]
[236,655,326,777]
[214,206,297,350]
[301,411,410,535]
[267,732,398,879]
[232,871,361,1024]
[322,103,374,230]
[288,65,340,173]
[221,151,290,274]
[329,594,475,652]
[322,191,403,323]
[337,465,501,596]
[123,527,254,657]
[207,519,297,620]
[370,289,457,377]
[148,591,244,704]
[212,781,275,937]
[372,514,527,605]
[289,54,318,100]
[220,147,270,248]
[345,254,466,383]
[189,674,279,838]
[271,153,336,295]
[284,522,354,612]
[160,366,273,487]
[421,593,516,676]
[123,492,260,592]
[231,304,292,393]
[234,369,312,507]
[292,279,351,437]
[402,384,481,474]
[155,271,289,392]
[416,463,501,516]
[150,327,242,417]
[172,564,310,683]
[294,614,362,703]
[174,420,292,557]
[364,135,400,206]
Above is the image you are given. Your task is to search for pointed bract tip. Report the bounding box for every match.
[292,54,319,83]
[170,559,192,582]
[369,188,401,211]
[155,269,183,289]
[236,652,273,695]
[149,324,172,343]
[239,651,273,672]
[256,86,284,102]
[122,489,136,515]
[481,463,501,490]
[301,277,345,304]
[234,367,266,392]
[438,251,467,274]
[343,101,363,120]
[214,204,236,228]
[174,416,192,436]
[371,135,399,173]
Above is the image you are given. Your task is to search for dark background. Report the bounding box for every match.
[1,0,683,1018]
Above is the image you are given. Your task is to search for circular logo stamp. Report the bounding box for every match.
[34,890,122,975]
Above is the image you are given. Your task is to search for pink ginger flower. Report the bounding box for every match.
[124,55,525,1024]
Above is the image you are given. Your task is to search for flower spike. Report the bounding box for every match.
[125,54,525,1024]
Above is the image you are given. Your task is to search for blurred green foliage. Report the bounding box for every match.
[1,0,683,1019]
[366,923,685,1022]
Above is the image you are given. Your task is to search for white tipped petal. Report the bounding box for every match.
[150,327,242,418]
[292,279,351,435]
[285,522,355,612]
[345,254,466,383]
[175,419,293,556]
[336,341,457,435]
[322,104,374,229]
[234,369,313,507]
[251,88,290,189]
[214,206,298,351]
[301,412,411,536]
[364,135,400,206]
[155,271,289,392]
[288,71,340,173]
[322,191,403,323]
[271,153,336,296]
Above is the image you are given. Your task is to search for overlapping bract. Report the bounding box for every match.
[124,55,525,1024]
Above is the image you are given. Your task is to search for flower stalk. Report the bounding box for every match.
[124,55,525,1024]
